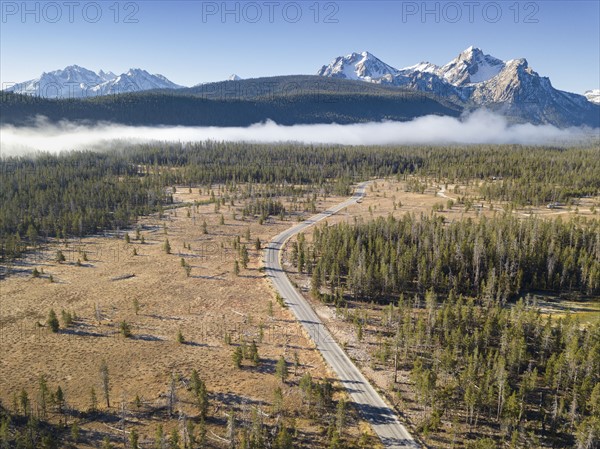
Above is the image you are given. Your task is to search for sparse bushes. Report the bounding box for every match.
[275,293,286,308]
[120,321,132,338]
[132,298,140,315]
[181,258,192,277]
[176,329,185,344]
[55,250,65,263]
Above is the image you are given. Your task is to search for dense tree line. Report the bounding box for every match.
[117,141,420,188]
[310,213,600,301]
[351,294,600,447]
[120,143,600,207]
[0,152,170,259]
[2,143,598,261]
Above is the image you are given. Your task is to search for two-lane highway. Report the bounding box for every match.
[264,182,419,448]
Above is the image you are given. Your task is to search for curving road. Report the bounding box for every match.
[264,182,419,448]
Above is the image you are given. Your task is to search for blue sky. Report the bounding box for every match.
[1,1,598,94]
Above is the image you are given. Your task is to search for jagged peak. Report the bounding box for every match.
[461,46,483,56]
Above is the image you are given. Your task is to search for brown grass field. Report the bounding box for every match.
[0,186,380,448]
[1,177,598,448]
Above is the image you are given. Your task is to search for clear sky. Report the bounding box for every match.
[1,1,598,94]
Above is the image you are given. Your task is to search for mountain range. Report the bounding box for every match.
[1,47,599,128]
[317,47,599,127]
[4,65,182,98]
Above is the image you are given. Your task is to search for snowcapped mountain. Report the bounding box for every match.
[98,70,117,82]
[318,47,599,127]
[228,74,242,81]
[400,62,439,74]
[437,46,505,86]
[317,51,400,82]
[4,66,182,98]
[584,89,600,104]
[90,69,182,96]
[317,51,463,102]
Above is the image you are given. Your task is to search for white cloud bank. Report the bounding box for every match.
[1,111,597,156]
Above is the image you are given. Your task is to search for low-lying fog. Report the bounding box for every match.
[1,111,597,156]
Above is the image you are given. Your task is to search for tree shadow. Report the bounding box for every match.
[61,328,108,338]
[182,340,208,348]
[133,334,163,342]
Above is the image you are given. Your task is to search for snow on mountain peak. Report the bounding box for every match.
[98,70,117,81]
[584,89,600,104]
[400,61,439,74]
[228,74,242,81]
[439,47,505,85]
[4,65,182,98]
[461,46,480,56]
[317,47,599,127]
[317,51,399,81]
[319,47,509,88]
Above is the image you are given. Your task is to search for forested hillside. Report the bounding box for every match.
[0,76,461,126]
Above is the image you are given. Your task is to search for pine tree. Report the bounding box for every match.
[274,425,293,449]
[249,340,260,365]
[336,398,346,435]
[275,356,288,383]
[56,250,66,263]
[233,347,243,369]
[70,421,80,444]
[89,387,98,412]
[129,429,139,449]
[120,321,132,338]
[100,360,111,408]
[168,429,180,449]
[55,386,65,415]
[47,309,59,333]
[154,425,165,449]
[240,246,249,269]
[19,389,29,416]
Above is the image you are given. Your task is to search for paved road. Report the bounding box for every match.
[264,182,419,448]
